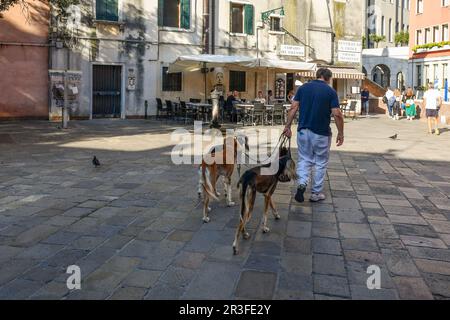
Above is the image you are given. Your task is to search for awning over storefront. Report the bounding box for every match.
[168,54,256,73]
[168,55,316,73]
[297,67,366,80]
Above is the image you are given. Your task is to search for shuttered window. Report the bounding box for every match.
[229,71,246,92]
[96,0,119,22]
[244,4,254,35]
[158,0,191,29]
[230,3,254,35]
[162,67,182,92]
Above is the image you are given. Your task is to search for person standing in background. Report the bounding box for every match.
[361,87,370,117]
[423,83,442,135]
[385,87,395,119]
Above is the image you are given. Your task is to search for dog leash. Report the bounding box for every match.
[240,134,290,168]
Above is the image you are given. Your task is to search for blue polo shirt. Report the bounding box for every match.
[294,80,340,136]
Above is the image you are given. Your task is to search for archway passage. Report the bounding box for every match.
[371,64,391,88]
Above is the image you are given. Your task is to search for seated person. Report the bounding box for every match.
[254,90,266,104]
[267,90,275,104]
[225,91,242,122]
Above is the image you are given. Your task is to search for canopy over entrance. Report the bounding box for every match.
[168,54,256,73]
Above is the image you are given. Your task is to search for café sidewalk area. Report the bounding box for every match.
[0,116,450,299]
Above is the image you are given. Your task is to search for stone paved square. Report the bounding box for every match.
[0,117,450,300]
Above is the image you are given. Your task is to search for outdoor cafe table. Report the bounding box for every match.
[187,102,212,122]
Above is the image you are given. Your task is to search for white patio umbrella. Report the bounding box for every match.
[168,54,257,104]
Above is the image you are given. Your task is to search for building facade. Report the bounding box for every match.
[366,0,410,49]
[409,0,450,93]
[362,0,411,90]
[0,0,365,120]
[0,0,50,119]
[409,0,450,123]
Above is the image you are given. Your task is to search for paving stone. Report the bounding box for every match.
[109,286,147,300]
[400,235,447,249]
[414,259,450,276]
[313,274,350,298]
[275,273,313,300]
[339,223,374,240]
[394,224,439,238]
[344,250,384,265]
[283,237,311,254]
[350,285,399,300]
[167,230,194,242]
[173,251,205,270]
[407,246,450,262]
[12,224,59,247]
[251,241,282,256]
[42,231,81,245]
[312,237,342,255]
[388,214,428,226]
[15,243,64,260]
[312,221,339,238]
[0,278,41,299]
[122,269,161,289]
[313,254,346,276]
[245,253,279,273]
[392,277,434,300]
[383,249,421,277]
[183,261,240,299]
[279,253,311,275]
[29,281,70,299]
[428,220,450,234]
[235,271,277,299]
[44,249,89,268]
[286,221,311,238]
[422,273,450,298]
[70,236,106,250]
[62,207,96,218]
[371,224,399,239]
[102,234,133,250]
[346,261,395,289]
[144,266,196,300]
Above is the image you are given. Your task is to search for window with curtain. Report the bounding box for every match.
[96,0,119,21]
[229,71,246,92]
[162,67,182,92]
[158,0,191,29]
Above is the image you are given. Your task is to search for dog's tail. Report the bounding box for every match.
[202,165,219,201]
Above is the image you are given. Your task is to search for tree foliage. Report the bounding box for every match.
[0,0,79,16]
[394,31,409,46]
[369,34,386,48]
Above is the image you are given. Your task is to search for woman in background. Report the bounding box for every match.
[404,87,417,121]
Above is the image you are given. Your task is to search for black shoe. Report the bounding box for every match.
[295,185,306,203]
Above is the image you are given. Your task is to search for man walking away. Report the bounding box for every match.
[361,86,370,117]
[424,83,443,135]
[283,68,345,203]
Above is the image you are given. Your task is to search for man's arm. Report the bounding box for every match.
[332,108,344,147]
[283,101,299,138]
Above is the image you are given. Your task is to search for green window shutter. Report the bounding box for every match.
[180,0,191,29]
[244,4,254,35]
[158,0,164,26]
[96,0,118,21]
[107,0,119,22]
[96,0,105,20]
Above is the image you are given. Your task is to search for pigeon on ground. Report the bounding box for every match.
[92,156,101,167]
[389,134,398,140]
